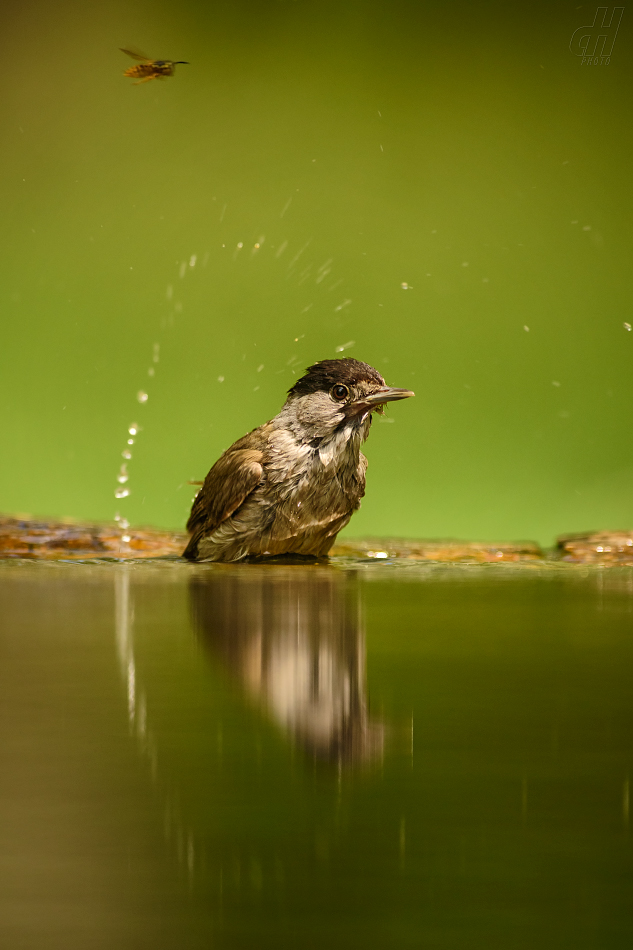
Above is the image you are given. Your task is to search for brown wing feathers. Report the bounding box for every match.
[183,448,264,559]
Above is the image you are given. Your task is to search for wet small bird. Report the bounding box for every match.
[183,358,414,562]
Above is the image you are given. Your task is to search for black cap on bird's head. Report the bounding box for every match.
[288,358,384,397]
[288,358,414,416]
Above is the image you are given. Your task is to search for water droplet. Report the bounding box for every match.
[166,285,173,300]
[552,380,560,387]
[153,343,160,362]
[400,282,409,289]
[237,242,243,249]
[115,488,130,499]
[317,257,334,282]
[189,254,197,267]
[257,364,264,372]
[137,391,148,403]
[624,322,631,331]
[120,518,129,529]
[121,535,131,543]
[179,261,187,278]
[335,340,355,353]
[523,326,530,332]
[128,424,140,435]
[127,439,134,445]
[148,367,155,377]
[218,375,225,383]
[122,450,132,459]
[117,474,128,484]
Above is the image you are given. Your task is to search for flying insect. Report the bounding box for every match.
[120,48,189,84]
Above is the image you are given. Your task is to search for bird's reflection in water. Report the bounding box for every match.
[189,566,383,765]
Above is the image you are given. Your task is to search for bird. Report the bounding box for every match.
[183,358,414,562]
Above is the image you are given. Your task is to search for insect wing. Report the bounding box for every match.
[120,47,153,62]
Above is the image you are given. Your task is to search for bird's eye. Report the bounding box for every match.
[331,384,349,401]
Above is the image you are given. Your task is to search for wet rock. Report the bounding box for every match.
[331,538,544,562]
[0,516,186,559]
[556,530,633,564]
[4,516,631,565]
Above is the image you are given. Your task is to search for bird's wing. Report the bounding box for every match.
[184,447,264,558]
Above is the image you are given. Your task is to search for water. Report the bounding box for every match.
[1,559,632,949]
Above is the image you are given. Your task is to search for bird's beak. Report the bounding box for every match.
[348,387,415,415]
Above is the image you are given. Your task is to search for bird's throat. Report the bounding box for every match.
[317,419,368,468]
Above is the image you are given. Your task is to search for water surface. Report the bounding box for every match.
[1,559,631,948]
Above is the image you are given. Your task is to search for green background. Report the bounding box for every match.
[1,0,632,545]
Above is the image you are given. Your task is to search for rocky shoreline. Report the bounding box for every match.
[2,516,632,564]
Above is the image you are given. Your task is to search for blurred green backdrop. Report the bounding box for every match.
[1,0,632,545]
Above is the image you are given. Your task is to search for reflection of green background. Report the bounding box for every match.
[2,561,632,947]
[1,0,632,544]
